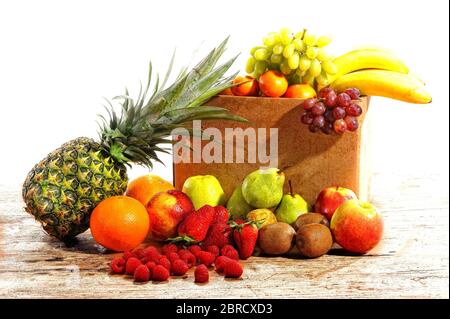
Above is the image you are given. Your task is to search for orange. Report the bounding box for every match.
[284,84,317,98]
[125,174,174,207]
[90,196,150,252]
[259,70,288,97]
[219,87,233,95]
[231,76,259,96]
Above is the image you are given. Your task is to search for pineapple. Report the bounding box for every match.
[22,38,245,242]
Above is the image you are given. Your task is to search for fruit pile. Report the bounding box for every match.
[107,200,259,283]
[89,167,383,284]
[301,87,363,134]
[247,28,335,86]
[110,242,244,283]
[225,168,383,257]
[220,27,431,135]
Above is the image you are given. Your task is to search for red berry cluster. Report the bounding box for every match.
[301,87,363,135]
[109,243,243,284]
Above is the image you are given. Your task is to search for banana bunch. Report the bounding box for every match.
[329,48,431,104]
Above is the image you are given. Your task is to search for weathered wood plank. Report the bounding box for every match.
[0,173,448,299]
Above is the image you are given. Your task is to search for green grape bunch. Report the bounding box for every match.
[246,28,337,89]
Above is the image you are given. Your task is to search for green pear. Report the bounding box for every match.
[182,175,225,210]
[226,185,254,218]
[275,181,309,224]
[241,168,285,208]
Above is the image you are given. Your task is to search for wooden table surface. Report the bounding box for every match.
[0,172,448,299]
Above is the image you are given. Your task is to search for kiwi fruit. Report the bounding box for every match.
[294,213,329,231]
[258,222,296,255]
[296,223,333,258]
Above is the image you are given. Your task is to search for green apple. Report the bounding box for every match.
[275,193,309,225]
[226,185,254,218]
[182,175,225,210]
[241,168,285,208]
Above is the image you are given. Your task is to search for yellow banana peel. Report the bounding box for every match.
[330,49,409,82]
[330,69,432,104]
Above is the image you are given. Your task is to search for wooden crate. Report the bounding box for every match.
[173,95,372,205]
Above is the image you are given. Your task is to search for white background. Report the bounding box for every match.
[0,0,448,194]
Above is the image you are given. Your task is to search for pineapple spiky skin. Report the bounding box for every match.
[22,137,128,241]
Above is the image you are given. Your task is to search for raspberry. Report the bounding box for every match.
[134,265,150,282]
[214,256,231,273]
[220,244,235,255]
[180,251,196,268]
[144,246,160,257]
[161,243,178,255]
[195,264,209,283]
[133,248,146,259]
[223,260,243,278]
[167,252,180,264]
[188,245,202,255]
[125,257,142,275]
[152,265,170,281]
[206,245,220,257]
[122,250,135,261]
[145,261,156,272]
[110,257,126,274]
[222,248,239,260]
[158,256,171,271]
[177,249,189,257]
[171,259,189,276]
[196,251,215,267]
[147,251,162,263]
[140,257,148,264]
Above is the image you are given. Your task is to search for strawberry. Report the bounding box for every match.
[213,206,230,224]
[202,223,233,248]
[232,221,259,260]
[176,205,215,242]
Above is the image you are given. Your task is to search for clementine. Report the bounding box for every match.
[125,174,174,207]
[90,196,150,252]
[258,70,288,97]
[219,87,233,95]
[284,84,317,98]
[231,76,259,96]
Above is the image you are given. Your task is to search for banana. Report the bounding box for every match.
[330,69,432,104]
[330,49,409,81]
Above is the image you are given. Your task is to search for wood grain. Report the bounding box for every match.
[0,173,448,299]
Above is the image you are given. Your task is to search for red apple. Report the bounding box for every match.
[314,186,357,220]
[146,190,194,241]
[330,200,383,254]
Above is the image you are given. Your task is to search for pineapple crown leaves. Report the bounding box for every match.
[97,37,248,168]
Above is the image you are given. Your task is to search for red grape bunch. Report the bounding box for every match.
[300,87,363,134]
